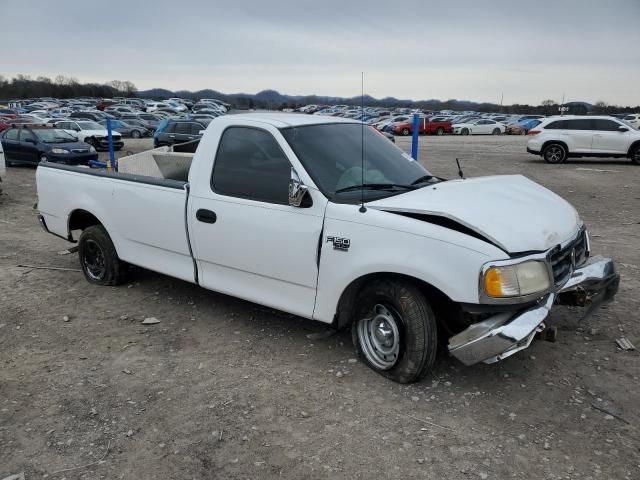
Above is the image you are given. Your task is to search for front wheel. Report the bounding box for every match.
[40,154,48,163]
[85,137,98,149]
[542,143,567,164]
[401,128,410,136]
[492,128,501,135]
[436,127,444,136]
[131,130,141,139]
[78,225,126,286]
[630,145,640,165]
[461,128,469,135]
[352,279,437,383]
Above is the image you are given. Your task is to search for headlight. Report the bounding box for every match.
[89,146,96,153]
[50,148,70,154]
[483,260,550,298]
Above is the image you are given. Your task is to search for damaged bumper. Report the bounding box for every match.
[449,256,619,366]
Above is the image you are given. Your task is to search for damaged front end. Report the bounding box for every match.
[448,254,620,366]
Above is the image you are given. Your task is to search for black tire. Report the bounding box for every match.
[520,129,527,135]
[436,127,444,136]
[40,154,48,163]
[492,128,501,135]
[401,128,410,136]
[630,145,640,165]
[351,278,437,383]
[542,143,567,164]
[461,128,469,135]
[78,225,125,286]
[5,157,13,167]
[85,137,98,149]
[131,130,141,139]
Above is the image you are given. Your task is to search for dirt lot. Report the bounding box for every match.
[1,135,639,479]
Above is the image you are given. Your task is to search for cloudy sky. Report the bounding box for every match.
[4,0,640,105]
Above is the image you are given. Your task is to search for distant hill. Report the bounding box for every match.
[136,88,633,114]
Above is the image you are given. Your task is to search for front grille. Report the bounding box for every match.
[71,149,88,153]
[548,229,588,286]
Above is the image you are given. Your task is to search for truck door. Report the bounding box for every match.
[188,125,327,319]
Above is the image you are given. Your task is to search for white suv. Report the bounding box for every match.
[526,115,640,165]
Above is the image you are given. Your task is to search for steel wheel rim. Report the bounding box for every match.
[83,239,106,280]
[546,146,564,163]
[357,304,401,370]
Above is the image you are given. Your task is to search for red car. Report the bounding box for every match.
[0,120,11,133]
[392,118,453,136]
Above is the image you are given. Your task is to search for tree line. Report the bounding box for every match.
[0,74,137,101]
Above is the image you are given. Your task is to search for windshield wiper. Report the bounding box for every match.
[334,183,417,194]
[410,175,435,186]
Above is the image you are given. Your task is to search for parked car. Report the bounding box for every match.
[453,119,505,135]
[98,119,148,138]
[153,120,206,147]
[118,114,160,132]
[526,115,640,164]
[0,108,18,118]
[0,120,11,133]
[1,126,98,166]
[36,113,619,383]
[506,119,542,135]
[119,119,155,135]
[69,111,116,122]
[622,114,640,129]
[392,118,453,136]
[54,120,124,150]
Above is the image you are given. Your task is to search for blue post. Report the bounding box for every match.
[106,118,116,170]
[411,113,420,160]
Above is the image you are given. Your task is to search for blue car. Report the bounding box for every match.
[1,126,98,167]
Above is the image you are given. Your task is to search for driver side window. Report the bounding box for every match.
[211,127,291,204]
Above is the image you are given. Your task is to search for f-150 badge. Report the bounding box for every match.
[327,236,350,251]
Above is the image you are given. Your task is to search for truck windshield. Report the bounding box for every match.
[281,123,436,202]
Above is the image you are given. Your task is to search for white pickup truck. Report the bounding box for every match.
[36,113,619,383]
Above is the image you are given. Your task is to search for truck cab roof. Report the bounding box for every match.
[217,112,358,128]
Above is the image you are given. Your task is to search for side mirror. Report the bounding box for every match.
[288,168,309,207]
[618,126,629,132]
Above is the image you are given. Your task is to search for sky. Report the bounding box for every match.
[3,0,640,106]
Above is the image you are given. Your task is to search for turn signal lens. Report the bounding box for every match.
[483,261,550,298]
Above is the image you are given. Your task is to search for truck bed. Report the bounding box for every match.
[36,162,196,284]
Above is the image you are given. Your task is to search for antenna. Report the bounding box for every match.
[359,72,366,213]
[456,158,465,179]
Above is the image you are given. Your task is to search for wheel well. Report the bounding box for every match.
[68,209,102,240]
[541,140,569,153]
[333,272,463,334]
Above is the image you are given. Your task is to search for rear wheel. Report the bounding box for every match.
[630,145,640,165]
[436,127,444,136]
[461,128,469,135]
[351,278,437,383]
[492,128,501,135]
[131,130,141,139]
[401,128,410,136]
[78,225,126,286]
[543,143,567,164]
[40,154,48,163]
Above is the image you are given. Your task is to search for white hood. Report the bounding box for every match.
[368,175,581,253]
[82,129,121,138]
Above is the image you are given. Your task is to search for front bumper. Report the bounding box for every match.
[448,256,619,366]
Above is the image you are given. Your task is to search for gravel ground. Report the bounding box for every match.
[1,134,639,479]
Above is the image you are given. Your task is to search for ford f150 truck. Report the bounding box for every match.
[35,113,619,383]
